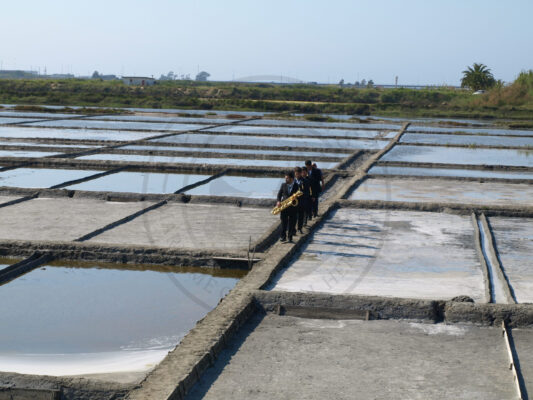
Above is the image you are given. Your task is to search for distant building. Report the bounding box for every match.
[122,76,156,86]
[99,74,118,81]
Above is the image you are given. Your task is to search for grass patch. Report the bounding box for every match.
[508,122,533,129]
[0,76,532,120]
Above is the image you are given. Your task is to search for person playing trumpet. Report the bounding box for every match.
[276,170,299,242]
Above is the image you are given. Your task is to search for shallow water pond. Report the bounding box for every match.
[382,145,533,167]
[67,171,211,193]
[186,175,282,198]
[369,166,533,180]
[0,141,94,148]
[0,168,100,188]
[0,126,161,141]
[77,153,339,168]
[0,149,62,158]
[401,133,533,147]
[206,125,387,139]
[0,261,244,376]
[349,177,533,207]
[152,133,386,150]
[27,120,211,132]
[122,144,348,159]
[88,115,235,125]
[407,125,533,137]
[242,119,401,130]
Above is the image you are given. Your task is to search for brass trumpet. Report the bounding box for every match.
[271,190,303,215]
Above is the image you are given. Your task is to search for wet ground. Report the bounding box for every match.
[66,172,212,194]
[488,217,533,303]
[401,132,533,147]
[186,314,516,400]
[76,153,339,168]
[151,133,387,150]
[383,145,533,167]
[0,168,100,188]
[369,165,533,180]
[87,203,277,251]
[0,197,153,242]
[349,177,533,207]
[184,176,282,198]
[269,208,485,301]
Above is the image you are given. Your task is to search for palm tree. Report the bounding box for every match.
[461,63,496,91]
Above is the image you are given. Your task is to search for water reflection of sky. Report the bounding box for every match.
[0,262,242,375]
[185,175,282,198]
[77,153,339,168]
[383,145,533,167]
[369,165,533,180]
[67,172,211,193]
[0,168,99,188]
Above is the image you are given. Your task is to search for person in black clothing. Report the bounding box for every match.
[294,166,311,232]
[300,166,313,225]
[276,170,299,242]
[305,160,324,217]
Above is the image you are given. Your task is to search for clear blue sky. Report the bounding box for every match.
[1,0,531,84]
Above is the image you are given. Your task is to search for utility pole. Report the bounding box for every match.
[395,76,398,88]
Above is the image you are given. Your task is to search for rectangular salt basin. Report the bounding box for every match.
[369,165,533,180]
[206,125,387,139]
[122,145,349,159]
[0,149,62,158]
[349,177,533,207]
[27,119,211,132]
[125,107,268,117]
[0,141,94,148]
[401,133,533,147]
[0,126,161,141]
[269,208,485,301]
[0,168,100,188]
[383,145,533,167]
[77,153,339,169]
[488,217,533,303]
[185,176,282,198]
[242,119,401,130]
[67,172,211,194]
[0,261,243,378]
[88,203,278,251]
[408,124,533,136]
[0,117,42,125]
[88,115,235,125]
[187,315,515,400]
[0,111,81,119]
[152,133,386,150]
[0,197,155,242]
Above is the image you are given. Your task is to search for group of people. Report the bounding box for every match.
[276,160,324,242]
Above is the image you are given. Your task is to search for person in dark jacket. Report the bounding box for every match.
[276,170,299,242]
[295,166,311,232]
[300,166,313,225]
[305,160,324,217]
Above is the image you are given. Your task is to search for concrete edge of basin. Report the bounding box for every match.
[0,239,255,269]
[337,199,533,218]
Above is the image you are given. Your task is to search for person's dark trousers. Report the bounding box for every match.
[297,202,305,231]
[311,196,319,217]
[304,197,312,222]
[280,208,297,240]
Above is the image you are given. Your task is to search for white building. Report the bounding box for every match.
[122,76,156,86]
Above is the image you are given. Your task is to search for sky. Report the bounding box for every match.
[1,0,532,85]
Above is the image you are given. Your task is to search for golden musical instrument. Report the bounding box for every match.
[271,190,303,215]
